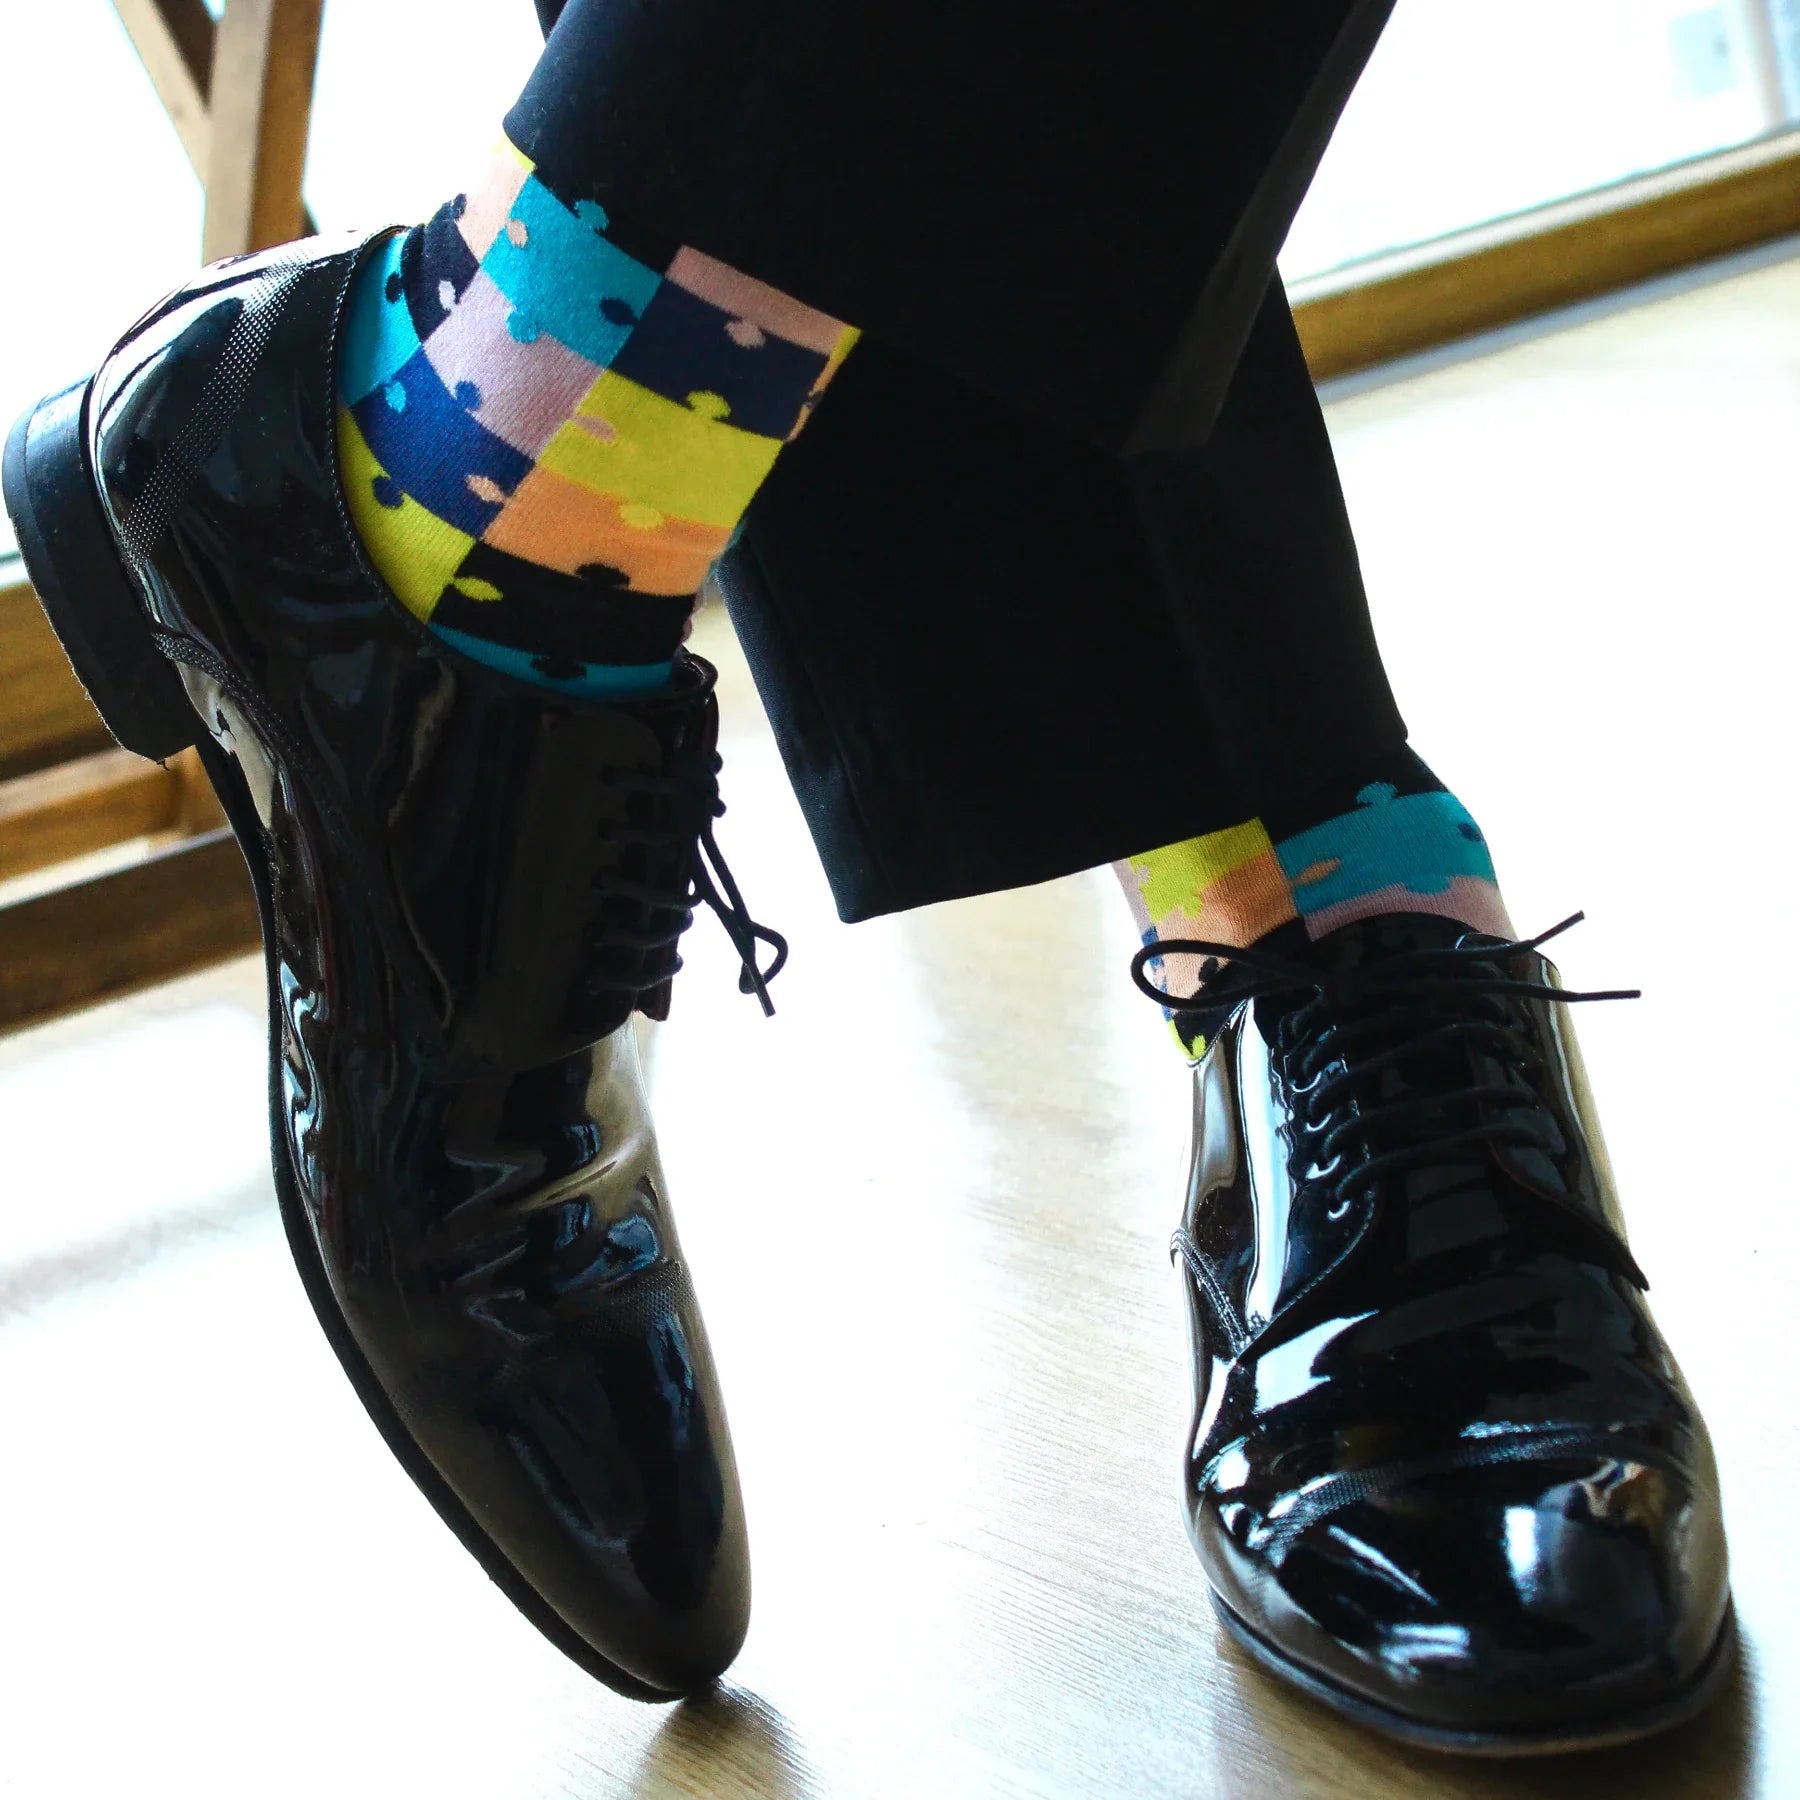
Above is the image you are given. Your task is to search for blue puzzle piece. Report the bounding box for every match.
[350,349,531,537]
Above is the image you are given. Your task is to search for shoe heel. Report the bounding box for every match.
[2,380,198,761]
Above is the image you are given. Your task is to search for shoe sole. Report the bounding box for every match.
[1208,1587,1738,1757]
[4,381,692,1703]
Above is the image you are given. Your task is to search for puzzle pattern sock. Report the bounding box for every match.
[334,138,859,696]
[1117,750,1513,1053]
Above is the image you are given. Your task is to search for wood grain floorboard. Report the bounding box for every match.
[1,251,1794,1798]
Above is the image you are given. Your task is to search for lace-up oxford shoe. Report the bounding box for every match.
[1138,913,1734,1753]
[3,233,784,1698]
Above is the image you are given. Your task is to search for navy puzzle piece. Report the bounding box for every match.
[434,540,693,664]
[401,197,481,340]
[609,280,829,439]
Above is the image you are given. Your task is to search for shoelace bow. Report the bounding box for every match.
[1131,913,1638,1212]
[587,749,788,1015]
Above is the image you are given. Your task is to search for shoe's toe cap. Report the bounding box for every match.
[374,1264,751,1698]
[1208,1445,1731,1742]
[479,1308,752,1694]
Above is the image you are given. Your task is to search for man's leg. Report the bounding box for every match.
[334,137,858,694]
[715,264,1729,1760]
[1109,297,1518,1043]
[3,2,924,1703]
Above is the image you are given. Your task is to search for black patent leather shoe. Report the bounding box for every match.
[1134,913,1733,1753]
[2,232,784,1699]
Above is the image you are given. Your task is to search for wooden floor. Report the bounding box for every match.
[4,252,1797,1799]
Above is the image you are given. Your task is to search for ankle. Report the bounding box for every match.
[1117,751,1512,1054]
[331,137,856,698]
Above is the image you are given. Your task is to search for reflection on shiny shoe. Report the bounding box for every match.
[2,234,785,1698]
[1136,913,1733,1753]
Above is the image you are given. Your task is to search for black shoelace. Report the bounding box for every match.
[585,750,788,1015]
[1131,913,1637,1213]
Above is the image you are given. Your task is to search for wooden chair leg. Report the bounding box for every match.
[0,830,261,1035]
[2,0,322,1037]
[111,0,215,175]
[0,749,184,884]
[110,0,322,240]
[202,0,325,261]
[0,577,113,783]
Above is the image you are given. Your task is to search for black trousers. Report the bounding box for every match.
[513,0,1409,921]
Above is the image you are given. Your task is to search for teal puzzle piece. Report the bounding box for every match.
[1274,784,1494,913]
[481,176,662,369]
[338,235,420,403]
